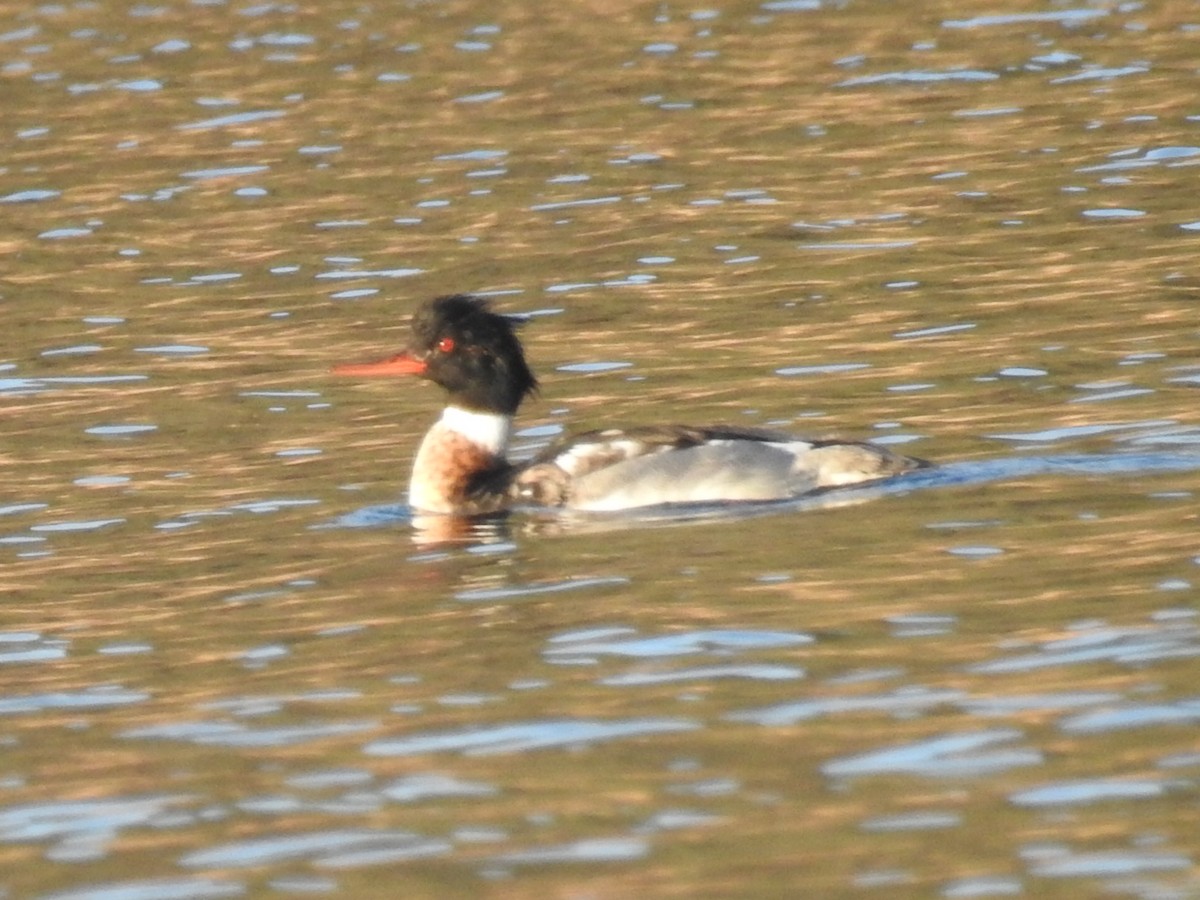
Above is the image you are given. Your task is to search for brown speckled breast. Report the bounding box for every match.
[408,423,511,514]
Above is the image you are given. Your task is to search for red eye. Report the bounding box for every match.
[436,336,455,353]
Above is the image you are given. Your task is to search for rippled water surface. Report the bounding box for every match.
[3,1,1199,898]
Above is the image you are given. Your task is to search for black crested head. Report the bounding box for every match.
[409,294,538,415]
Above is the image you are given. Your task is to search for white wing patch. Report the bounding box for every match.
[552,438,666,477]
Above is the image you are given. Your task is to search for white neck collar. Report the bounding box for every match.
[440,406,511,455]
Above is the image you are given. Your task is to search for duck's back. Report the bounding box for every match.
[513,425,926,511]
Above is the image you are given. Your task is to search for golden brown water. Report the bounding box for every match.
[2,1,1199,898]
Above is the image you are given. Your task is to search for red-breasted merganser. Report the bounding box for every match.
[335,294,929,515]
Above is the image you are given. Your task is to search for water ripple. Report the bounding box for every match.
[599,664,803,686]
[364,717,699,756]
[1028,849,1191,878]
[969,623,1200,674]
[545,628,812,660]
[490,836,648,866]
[1060,699,1200,734]
[123,720,377,748]
[36,876,245,900]
[729,687,964,726]
[943,10,1108,28]
[180,829,449,869]
[822,729,1042,778]
[0,687,148,714]
[0,794,192,853]
[838,70,998,87]
[381,774,498,802]
[455,576,628,603]
[175,110,285,131]
[1010,779,1167,807]
[0,633,68,665]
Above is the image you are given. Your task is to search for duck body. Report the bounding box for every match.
[336,295,928,516]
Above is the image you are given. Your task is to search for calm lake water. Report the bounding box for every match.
[3,1,1199,898]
